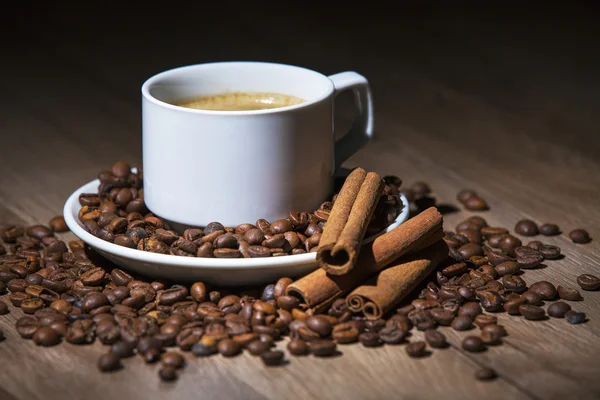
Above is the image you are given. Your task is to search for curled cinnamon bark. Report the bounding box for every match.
[317,169,384,275]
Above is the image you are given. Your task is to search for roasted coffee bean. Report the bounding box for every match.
[7,278,27,293]
[425,329,447,348]
[213,248,241,258]
[159,367,178,382]
[577,274,600,291]
[503,296,527,315]
[526,240,544,250]
[9,292,30,307]
[451,315,473,331]
[474,314,497,329]
[487,235,507,249]
[519,305,545,320]
[462,336,485,352]
[217,339,241,357]
[309,339,337,357]
[495,261,520,277]
[358,332,382,347]
[480,227,508,237]
[429,308,455,326]
[457,243,483,260]
[306,315,332,336]
[514,246,543,269]
[21,298,44,314]
[247,245,271,258]
[276,295,299,312]
[564,310,586,324]
[458,229,482,245]
[514,219,539,236]
[158,287,189,306]
[377,326,406,344]
[107,287,130,305]
[137,238,169,254]
[190,281,207,302]
[26,225,52,240]
[442,262,468,277]
[458,302,482,319]
[97,352,122,372]
[246,339,270,355]
[477,290,503,312]
[502,275,527,293]
[270,219,293,235]
[518,292,541,307]
[529,281,557,300]
[463,195,488,211]
[483,247,514,266]
[203,222,224,235]
[548,301,571,318]
[457,189,477,203]
[287,338,309,355]
[273,277,292,298]
[111,341,136,358]
[0,301,8,315]
[569,229,590,244]
[16,316,39,338]
[192,336,218,357]
[475,368,497,381]
[82,292,110,312]
[557,285,582,301]
[481,324,504,345]
[48,216,68,233]
[406,341,427,358]
[537,244,560,260]
[33,326,61,346]
[331,322,359,344]
[261,350,284,366]
[538,223,560,236]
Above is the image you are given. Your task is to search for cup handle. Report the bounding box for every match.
[328,71,374,169]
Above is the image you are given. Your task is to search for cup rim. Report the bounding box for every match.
[141,61,334,115]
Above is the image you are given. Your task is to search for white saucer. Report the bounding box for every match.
[63,178,410,286]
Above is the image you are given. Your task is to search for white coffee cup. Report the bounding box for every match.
[141,61,373,228]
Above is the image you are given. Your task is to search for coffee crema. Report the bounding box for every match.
[176,92,305,111]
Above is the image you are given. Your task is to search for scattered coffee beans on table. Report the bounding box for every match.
[0,169,597,386]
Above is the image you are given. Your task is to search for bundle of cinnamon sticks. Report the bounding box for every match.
[287,168,448,319]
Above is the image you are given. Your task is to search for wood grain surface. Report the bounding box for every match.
[1,3,600,399]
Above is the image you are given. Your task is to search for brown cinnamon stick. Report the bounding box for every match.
[317,169,384,275]
[287,207,444,313]
[346,240,449,320]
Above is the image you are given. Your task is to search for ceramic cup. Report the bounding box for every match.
[141,61,373,227]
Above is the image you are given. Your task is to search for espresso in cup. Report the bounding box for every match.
[176,92,305,111]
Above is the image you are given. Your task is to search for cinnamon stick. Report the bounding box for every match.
[287,207,444,312]
[317,169,384,275]
[346,240,449,320]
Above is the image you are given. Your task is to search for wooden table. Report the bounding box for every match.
[1,3,599,399]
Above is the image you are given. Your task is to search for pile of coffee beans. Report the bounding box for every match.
[76,161,403,258]
[0,173,597,384]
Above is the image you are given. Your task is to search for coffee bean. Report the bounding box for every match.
[503,296,527,315]
[458,302,482,319]
[287,338,309,355]
[464,195,488,211]
[48,216,68,233]
[82,292,109,312]
[429,308,454,326]
[526,240,544,250]
[97,352,122,372]
[305,315,332,336]
[406,341,427,358]
[529,281,557,300]
[358,332,382,347]
[514,246,544,269]
[519,305,545,320]
[33,326,61,346]
[21,298,44,314]
[270,219,293,235]
[189,281,207,302]
[457,229,482,245]
[536,223,560,237]
[547,301,571,318]
[462,336,485,352]
[0,301,8,315]
[476,290,503,312]
[569,229,590,244]
[522,291,543,306]
[158,287,189,306]
[451,315,473,331]
[111,341,136,358]
[457,243,483,260]
[576,274,600,291]
[502,275,527,293]
[483,247,514,266]
[556,285,582,301]
[309,339,337,356]
[457,189,477,203]
[474,314,497,329]
[261,350,284,366]
[564,310,586,324]
[192,336,218,357]
[498,235,521,256]
[514,219,539,236]
[475,367,497,381]
[216,338,240,357]
[495,261,520,277]
[481,324,505,345]
[539,245,561,260]
[245,340,270,356]
[159,367,178,382]
[424,330,447,348]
